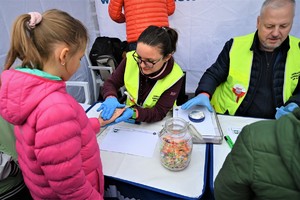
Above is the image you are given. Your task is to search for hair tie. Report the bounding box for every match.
[27,12,42,29]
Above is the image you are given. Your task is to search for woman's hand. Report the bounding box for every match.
[97,97,125,120]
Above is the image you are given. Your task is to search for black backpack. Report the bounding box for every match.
[89,37,128,101]
[89,36,127,68]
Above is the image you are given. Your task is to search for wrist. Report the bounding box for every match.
[200,92,210,98]
[98,118,105,127]
[106,95,116,99]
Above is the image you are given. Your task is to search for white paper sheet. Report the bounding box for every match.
[98,127,159,158]
[213,115,268,181]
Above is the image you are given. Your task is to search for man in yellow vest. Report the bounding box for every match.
[182,0,300,119]
[98,25,184,123]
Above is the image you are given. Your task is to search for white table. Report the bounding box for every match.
[84,103,272,198]
[99,122,207,199]
[86,103,209,199]
[212,115,268,187]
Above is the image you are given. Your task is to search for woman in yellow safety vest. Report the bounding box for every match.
[97,25,184,123]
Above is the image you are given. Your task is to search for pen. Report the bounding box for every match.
[124,91,136,105]
[224,135,234,149]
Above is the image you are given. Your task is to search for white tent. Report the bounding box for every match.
[1,0,300,102]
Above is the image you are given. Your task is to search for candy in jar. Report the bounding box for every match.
[159,117,193,171]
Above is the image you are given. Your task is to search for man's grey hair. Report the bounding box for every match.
[260,0,296,16]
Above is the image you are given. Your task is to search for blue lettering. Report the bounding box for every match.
[101,0,109,4]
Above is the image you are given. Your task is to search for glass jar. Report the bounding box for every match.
[159,117,193,171]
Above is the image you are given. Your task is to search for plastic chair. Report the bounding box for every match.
[86,52,124,102]
[66,81,91,105]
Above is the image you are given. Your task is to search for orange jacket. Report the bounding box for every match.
[108,0,175,43]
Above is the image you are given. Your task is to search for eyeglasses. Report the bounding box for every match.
[132,51,163,68]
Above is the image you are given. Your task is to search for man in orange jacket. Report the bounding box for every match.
[108,0,175,51]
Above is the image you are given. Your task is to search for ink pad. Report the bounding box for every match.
[188,110,205,123]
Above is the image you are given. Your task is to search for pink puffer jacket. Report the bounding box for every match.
[108,0,175,43]
[0,70,104,200]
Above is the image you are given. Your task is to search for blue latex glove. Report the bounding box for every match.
[97,97,125,120]
[275,102,299,119]
[181,93,213,112]
[115,107,134,123]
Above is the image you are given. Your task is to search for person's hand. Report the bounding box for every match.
[115,107,134,123]
[97,97,125,120]
[181,93,213,112]
[275,102,299,119]
[99,108,125,127]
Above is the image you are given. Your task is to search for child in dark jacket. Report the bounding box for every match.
[214,108,300,200]
[0,116,32,200]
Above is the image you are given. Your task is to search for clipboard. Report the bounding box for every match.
[173,106,223,144]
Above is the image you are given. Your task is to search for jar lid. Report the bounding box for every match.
[188,110,205,123]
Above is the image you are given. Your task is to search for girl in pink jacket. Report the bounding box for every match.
[0,9,122,200]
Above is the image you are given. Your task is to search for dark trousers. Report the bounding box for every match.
[1,182,33,200]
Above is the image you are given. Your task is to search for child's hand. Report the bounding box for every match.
[98,108,126,127]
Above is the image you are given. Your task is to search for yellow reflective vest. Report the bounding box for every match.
[124,51,183,108]
[211,33,300,115]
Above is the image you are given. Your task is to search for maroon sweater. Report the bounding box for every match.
[102,56,183,123]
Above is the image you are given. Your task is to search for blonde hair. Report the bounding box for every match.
[4,9,88,70]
